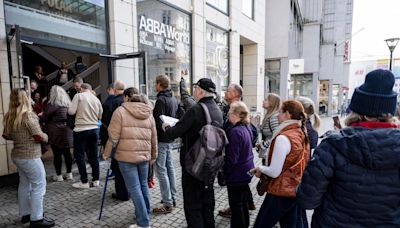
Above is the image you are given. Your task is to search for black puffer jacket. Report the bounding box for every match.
[100,94,124,146]
[164,96,223,168]
[153,89,178,143]
[297,127,400,228]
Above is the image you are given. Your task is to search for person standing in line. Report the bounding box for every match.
[152,75,179,214]
[295,96,320,153]
[41,85,74,182]
[68,83,103,189]
[103,88,157,228]
[2,89,55,228]
[297,69,400,227]
[218,83,256,218]
[252,100,310,228]
[256,93,281,163]
[100,81,129,201]
[223,101,255,228]
[67,77,83,100]
[162,78,223,228]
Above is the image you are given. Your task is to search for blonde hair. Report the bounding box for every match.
[345,111,397,126]
[264,93,281,118]
[296,96,320,130]
[229,101,250,124]
[3,89,32,134]
[48,85,71,107]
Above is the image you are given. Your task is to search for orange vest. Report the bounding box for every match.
[266,123,309,197]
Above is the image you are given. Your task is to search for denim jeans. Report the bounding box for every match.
[73,128,100,183]
[155,142,177,207]
[13,158,46,221]
[254,194,299,228]
[119,161,150,227]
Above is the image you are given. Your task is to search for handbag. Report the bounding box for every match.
[256,174,270,196]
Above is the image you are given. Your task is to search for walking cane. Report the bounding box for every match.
[98,148,115,221]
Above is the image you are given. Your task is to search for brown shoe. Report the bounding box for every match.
[218,207,232,218]
[152,206,173,215]
[248,203,256,210]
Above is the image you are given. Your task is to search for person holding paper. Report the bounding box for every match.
[152,75,179,214]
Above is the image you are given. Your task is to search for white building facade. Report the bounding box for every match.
[265,0,354,116]
[0,0,265,176]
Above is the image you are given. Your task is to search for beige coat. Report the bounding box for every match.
[104,102,157,163]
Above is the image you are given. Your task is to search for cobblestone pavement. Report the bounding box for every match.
[0,116,336,228]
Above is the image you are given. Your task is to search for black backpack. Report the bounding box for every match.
[185,103,228,185]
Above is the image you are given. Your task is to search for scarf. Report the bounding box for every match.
[349,121,398,129]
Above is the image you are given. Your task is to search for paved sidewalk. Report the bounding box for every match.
[0,150,268,228]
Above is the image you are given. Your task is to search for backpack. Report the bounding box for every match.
[185,103,229,185]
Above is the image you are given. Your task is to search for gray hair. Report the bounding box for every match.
[114,81,125,91]
[229,83,243,98]
[81,83,92,90]
[49,85,71,107]
[197,86,216,98]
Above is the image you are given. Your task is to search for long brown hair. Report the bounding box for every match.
[261,93,281,129]
[3,89,32,134]
[281,100,309,145]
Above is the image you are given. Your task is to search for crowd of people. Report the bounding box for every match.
[1,68,400,228]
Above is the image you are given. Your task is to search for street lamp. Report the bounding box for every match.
[385,38,400,71]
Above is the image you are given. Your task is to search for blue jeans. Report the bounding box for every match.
[119,161,150,227]
[13,158,46,221]
[155,142,177,207]
[254,194,299,228]
[73,128,100,183]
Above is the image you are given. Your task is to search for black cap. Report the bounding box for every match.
[194,78,216,93]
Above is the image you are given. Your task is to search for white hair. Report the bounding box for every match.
[49,85,71,107]
[197,86,216,98]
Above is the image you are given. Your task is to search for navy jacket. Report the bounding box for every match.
[223,123,254,186]
[100,94,124,146]
[153,89,178,143]
[305,119,318,150]
[297,127,400,228]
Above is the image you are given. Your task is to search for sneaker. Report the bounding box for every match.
[218,207,232,218]
[30,217,55,228]
[92,180,100,187]
[152,206,173,214]
[72,182,90,189]
[52,175,63,182]
[65,173,73,181]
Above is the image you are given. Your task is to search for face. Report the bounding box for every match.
[30,82,38,91]
[107,87,115,95]
[224,86,237,103]
[73,82,81,92]
[155,82,161,92]
[228,111,240,125]
[34,93,40,101]
[263,98,269,109]
[278,108,291,123]
[61,62,67,69]
[193,85,202,101]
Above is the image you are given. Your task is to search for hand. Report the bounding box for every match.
[161,122,170,131]
[150,159,156,165]
[102,153,108,161]
[255,143,261,150]
[250,167,262,178]
[37,112,43,117]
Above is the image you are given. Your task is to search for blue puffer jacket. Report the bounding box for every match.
[297,127,400,228]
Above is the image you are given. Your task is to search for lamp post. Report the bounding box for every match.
[385,38,400,71]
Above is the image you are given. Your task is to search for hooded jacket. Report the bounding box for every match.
[297,127,400,227]
[104,102,157,164]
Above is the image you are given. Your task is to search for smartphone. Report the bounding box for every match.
[333,116,342,129]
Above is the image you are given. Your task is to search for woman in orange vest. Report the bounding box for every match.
[251,100,310,228]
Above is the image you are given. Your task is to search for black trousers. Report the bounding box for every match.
[51,145,72,176]
[111,158,129,200]
[182,171,215,228]
[246,185,254,205]
[228,184,250,228]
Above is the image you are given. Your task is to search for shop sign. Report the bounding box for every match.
[40,0,73,14]
[343,40,350,63]
[139,15,190,53]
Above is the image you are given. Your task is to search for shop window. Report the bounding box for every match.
[137,0,191,100]
[206,23,229,96]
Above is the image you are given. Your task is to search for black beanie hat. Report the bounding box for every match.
[349,69,397,117]
[195,78,216,93]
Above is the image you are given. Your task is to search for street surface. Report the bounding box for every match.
[0,116,336,228]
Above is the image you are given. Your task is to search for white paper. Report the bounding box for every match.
[160,115,179,127]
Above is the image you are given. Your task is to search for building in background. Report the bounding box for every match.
[265,0,354,116]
